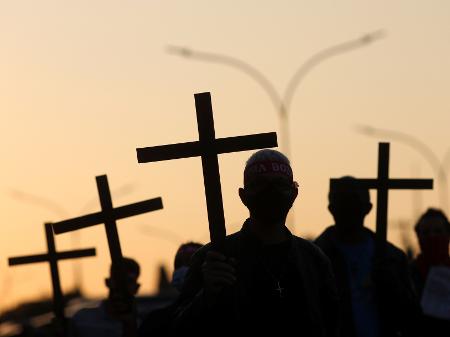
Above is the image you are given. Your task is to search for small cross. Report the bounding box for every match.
[9,223,96,336]
[275,281,285,298]
[136,92,278,251]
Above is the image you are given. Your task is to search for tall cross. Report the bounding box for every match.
[51,174,163,337]
[330,142,433,243]
[9,223,96,335]
[136,92,278,250]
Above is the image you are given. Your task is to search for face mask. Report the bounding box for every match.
[419,235,450,263]
[172,266,189,291]
[246,186,294,223]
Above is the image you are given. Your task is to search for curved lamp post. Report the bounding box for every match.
[167,30,385,159]
[167,32,385,229]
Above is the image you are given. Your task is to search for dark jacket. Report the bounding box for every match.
[167,220,340,337]
[315,226,422,337]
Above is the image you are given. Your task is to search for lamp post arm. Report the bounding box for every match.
[8,189,68,219]
[357,125,443,178]
[283,31,385,115]
[167,46,283,116]
[442,147,450,174]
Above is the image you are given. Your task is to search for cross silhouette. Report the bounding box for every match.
[9,223,96,335]
[275,281,285,298]
[330,142,433,242]
[137,92,277,250]
[52,174,163,337]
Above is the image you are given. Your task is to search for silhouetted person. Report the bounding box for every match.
[167,149,339,336]
[138,242,202,336]
[315,176,422,337]
[411,208,450,336]
[171,242,203,292]
[69,257,141,337]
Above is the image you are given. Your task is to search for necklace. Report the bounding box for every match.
[275,281,285,298]
[260,256,288,298]
[257,240,291,298]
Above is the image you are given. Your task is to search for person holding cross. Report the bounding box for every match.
[138,242,203,337]
[69,257,141,337]
[315,176,422,337]
[166,149,339,336]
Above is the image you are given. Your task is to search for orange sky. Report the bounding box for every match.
[1,0,449,311]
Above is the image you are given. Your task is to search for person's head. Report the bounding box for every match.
[239,149,298,225]
[415,208,450,261]
[328,176,372,232]
[105,257,141,298]
[171,242,202,291]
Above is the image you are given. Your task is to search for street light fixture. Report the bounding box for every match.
[167,30,385,158]
[167,31,385,228]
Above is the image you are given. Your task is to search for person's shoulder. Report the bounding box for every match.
[292,235,330,263]
[71,304,105,323]
[384,240,408,261]
[191,231,243,260]
[313,226,337,253]
[314,226,335,243]
[359,227,407,258]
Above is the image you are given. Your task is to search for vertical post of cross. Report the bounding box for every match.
[376,143,390,242]
[96,175,124,263]
[195,93,226,249]
[95,175,136,337]
[45,223,66,331]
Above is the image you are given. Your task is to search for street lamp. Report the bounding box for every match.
[167,30,385,158]
[356,125,449,213]
[167,31,385,229]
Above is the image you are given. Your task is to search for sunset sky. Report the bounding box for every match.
[1,0,449,311]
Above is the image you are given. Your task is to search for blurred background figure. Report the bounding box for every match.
[411,208,450,336]
[69,257,140,337]
[171,242,203,292]
[138,242,202,337]
[315,176,422,337]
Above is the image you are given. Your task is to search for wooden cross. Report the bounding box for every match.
[51,174,163,337]
[136,92,278,250]
[9,223,96,335]
[330,142,433,242]
[52,175,162,264]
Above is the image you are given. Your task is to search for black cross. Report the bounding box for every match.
[136,92,278,250]
[330,142,433,242]
[51,174,163,337]
[9,223,96,335]
[52,175,162,263]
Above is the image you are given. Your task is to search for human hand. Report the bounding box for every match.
[201,251,237,305]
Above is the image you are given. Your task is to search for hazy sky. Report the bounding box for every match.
[1,0,449,310]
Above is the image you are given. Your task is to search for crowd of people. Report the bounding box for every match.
[9,149,450,336]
